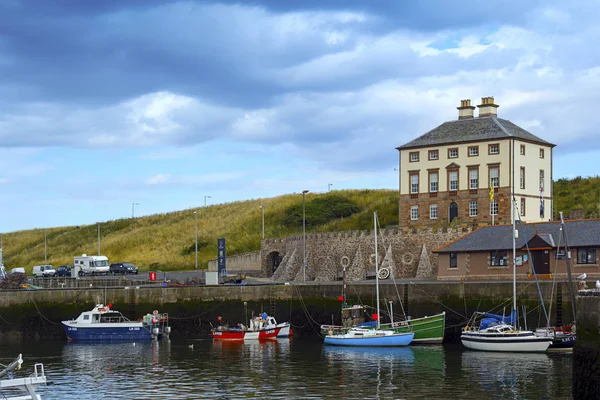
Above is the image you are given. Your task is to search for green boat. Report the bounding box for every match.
[329,305,446,344]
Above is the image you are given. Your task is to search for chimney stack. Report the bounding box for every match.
[477,96,499,117]
[457,99,475,119]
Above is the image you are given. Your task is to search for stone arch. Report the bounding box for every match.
[266,251,283,275]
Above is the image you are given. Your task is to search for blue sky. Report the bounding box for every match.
[1,0,599,232]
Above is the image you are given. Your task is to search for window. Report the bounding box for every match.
[490,250,508,266]
[520,145,525,155]
[429,150,439,160]
[520,198,526,217]
[469,168,479,190]
[489,143,499,154]
[489,166,499,188]
[577,248,596,264]
[449,253,457,269]
[410,152,419,162]
[410,173,419,194]
[469,146,479,157]
[410,206,419,221]
[490,199,498,216]
[429,171,438,192]
[539,169,545,191]
[469,200,478,217]
[430,204,438,219]
[448,148,458,158]
[83,315,90,320]
[540,148,545,159]
[520,167,525,189]
[449,171,458,191]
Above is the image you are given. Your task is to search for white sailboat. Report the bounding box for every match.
[461,199,552,352]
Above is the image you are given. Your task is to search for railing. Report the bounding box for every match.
[28,277,157,289]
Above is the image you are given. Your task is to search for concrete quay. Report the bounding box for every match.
[574,289,600,400]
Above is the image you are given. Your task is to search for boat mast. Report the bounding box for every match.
[374,211,380,330]
[560,211,577,321]
[513,196,517,317]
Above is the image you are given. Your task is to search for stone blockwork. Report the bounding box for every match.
[261,227,471,282]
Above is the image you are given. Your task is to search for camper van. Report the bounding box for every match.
[74,254,110,276]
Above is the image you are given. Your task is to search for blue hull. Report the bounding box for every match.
[324,333,414,347]
[62,323,152,341]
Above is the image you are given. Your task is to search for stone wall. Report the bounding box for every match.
[574,289,600,400]
[207,251,261,273]
[261,227,471,282]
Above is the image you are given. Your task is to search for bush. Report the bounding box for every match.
[281,195,361,229]
[0,273,28,290]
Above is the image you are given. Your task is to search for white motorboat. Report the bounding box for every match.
[0,354,47,400]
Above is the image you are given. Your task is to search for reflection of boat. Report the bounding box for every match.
[461,200,551,353]
[212,313,281,340]
[61,304,171,341]
[323,345,414,363]
[322,212,414,347]
[0,354,47,400]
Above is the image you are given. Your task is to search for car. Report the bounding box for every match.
[10,267,26,275]
[56,265,72,277]
[109,262,139,275]
[32,265,56,278]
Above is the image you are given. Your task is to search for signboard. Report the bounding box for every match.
[217,238,226,277]
[516,256,523,266]
[557,251,565,260]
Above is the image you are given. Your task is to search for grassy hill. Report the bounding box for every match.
[1,189,398,272]
[2,176,599,273]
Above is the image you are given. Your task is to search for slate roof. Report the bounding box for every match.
[397,116,555,150]
[435,220,600,253]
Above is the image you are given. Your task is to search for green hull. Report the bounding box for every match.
[381,312,446,344]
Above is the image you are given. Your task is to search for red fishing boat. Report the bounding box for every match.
[212,313,281,340]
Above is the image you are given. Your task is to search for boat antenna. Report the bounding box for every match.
[374,211,380,330]
[560,211,577,320]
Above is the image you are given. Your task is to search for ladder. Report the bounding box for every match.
[128,288,136,320]
[269,284,276,317]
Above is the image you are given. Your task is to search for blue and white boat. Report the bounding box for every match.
[62,304,170,341]
[322,212,414,347]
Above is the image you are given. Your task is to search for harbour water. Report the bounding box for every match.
[3,339,572,399]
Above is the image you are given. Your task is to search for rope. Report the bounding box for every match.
[29,294,59,325]
[292,285,324,336]
[168,300,226,320]
[376,216,407,319]
[408,282,469,320]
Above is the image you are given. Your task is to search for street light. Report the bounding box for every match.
[132,202,140,218]
[259,205,265,239]
[204,196,211,207]
[44,229,47,263]
[328,183,333,192]
[97,222,101,256]
[302,189,309,282]
[193,211,198,270]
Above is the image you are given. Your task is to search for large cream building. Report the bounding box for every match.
[396,97,555,228]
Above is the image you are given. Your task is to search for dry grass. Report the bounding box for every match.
[1,189,398,272]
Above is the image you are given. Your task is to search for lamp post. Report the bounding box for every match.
[259,206,265,239]
[97,222,101,256]
[204,196,211,207]
[328,183,333,192]
[193,211,198,270]
[44,229,47,263]
[302,189,309,282]
[132,202,140,218]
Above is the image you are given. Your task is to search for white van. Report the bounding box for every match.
[73,254,110,275]
[10,267,26,275]
[32,265,56,277]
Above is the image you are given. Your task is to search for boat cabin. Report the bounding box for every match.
[72,304,130,324]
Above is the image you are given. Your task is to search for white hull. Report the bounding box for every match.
[461,331,551,352]
[276,323,291,337]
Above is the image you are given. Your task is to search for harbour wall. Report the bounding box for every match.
[0,280,575,342]
[573,289,600,400]
[207,251,262,273]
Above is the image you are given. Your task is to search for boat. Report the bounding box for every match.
[212,312,281,340]
[274,318,293,338]
[322,211,414,347]
[62,304,171,341]
[461,199,552,353]
[0,354,47,400]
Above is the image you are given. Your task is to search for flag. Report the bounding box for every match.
[489,178,494,202]
[540,185,544,217]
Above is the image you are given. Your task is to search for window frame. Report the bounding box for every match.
[577,248,597,265]
[448,170,459,191]
[520,197,526,217]
[409,172,419,194]
[520,166,526,190]
[539,169,545,191]
[490,199,498,216]
[469,200,478,217]
[410,205,419,221]
[409,151,420,162]
[449,253,457,269]
[490,250,508,266]
[488,143,500,155]
[429,204,438,220]
[428,171,439,193]
[540,148,545,159]
[520,144,526,155]
[428,149,439,161]
[448,148,459,159]
[468,167,479,190]
[468,146,479,157]
[489,165,500,189]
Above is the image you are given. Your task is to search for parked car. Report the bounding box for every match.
[56,265,72,277]
[10,267,26,275]
[32,265,56,278]
[109,262,139,275]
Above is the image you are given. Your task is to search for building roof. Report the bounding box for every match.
[435,220,600,253]
[397,116,555,150]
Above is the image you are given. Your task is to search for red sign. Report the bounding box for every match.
[149,271,157,281]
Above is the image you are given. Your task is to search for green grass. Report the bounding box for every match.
[2,176,598,273]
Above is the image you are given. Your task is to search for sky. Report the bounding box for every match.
[1,0,599,233]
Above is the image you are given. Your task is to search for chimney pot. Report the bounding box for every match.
[457,98,475,119]
[477,96,499,117]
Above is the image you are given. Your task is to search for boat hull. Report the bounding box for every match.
[547,333,576,352]
[62,322,152,341]
[461,332,551,352]
[212,327,281,340]
[276,323,292,338]
[381,312,446,344]
[324,332,414,347]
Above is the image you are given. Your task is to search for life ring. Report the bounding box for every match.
[340,256,350,268]
[465,326,471,331]
[153,310,159,315]
[378,268,390,280]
